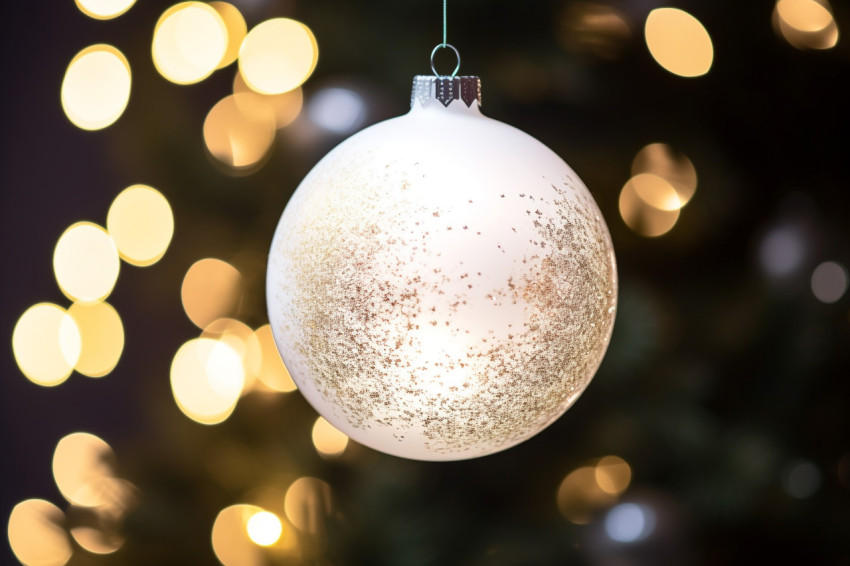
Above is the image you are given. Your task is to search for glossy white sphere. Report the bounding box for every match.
[268,86,616,460]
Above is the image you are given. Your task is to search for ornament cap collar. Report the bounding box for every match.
[411,75,481,110]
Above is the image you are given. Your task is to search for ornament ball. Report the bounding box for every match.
[267,76,617,460]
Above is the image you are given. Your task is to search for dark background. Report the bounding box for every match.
[2,0,849,564]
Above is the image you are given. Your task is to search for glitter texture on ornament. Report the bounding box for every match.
[267,75,617,460]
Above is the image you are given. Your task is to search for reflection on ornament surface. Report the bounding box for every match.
[268,76,617,460]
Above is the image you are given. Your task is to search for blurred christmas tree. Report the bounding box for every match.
[2,1,849,565]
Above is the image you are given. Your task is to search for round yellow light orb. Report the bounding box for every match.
[267,76,617,461]
[645,8,714,77]
[61,44,131,131]
[245,511,282,546]
[152,2,228,85]
[211,504,264,566]
[170,337,245,424]
[181,258,243,328]
[13,303,81,386]
[254,324,297,393]
[7,499,73,566]
[204,94,276,171]
[107,184,174,266]
[234,71,303,129]
[283,477,332,533]
[75,0,136,20]
[619,176,680,237]
[238,18,318,95]
[312,416,349,457]
[210,2,247,69]
[52,432,115,507]
[68,301,124,377]
[631,143,697,206]
[54,222,120,303]
[777,0,834,33]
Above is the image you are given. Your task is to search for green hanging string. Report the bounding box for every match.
[430,0,460,77]
[442,0,447,46]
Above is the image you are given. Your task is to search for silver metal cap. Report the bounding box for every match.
[411,75,482,109]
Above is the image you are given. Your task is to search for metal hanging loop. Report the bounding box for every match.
[430,43,461,78]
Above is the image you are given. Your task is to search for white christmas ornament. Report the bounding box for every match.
[268,73,617,461]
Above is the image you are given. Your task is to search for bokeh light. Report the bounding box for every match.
[619,176,680,237]
[202,318,261,393]
[631,143,697,207]
[71,479,137,519]
[67,477,136,555]
[181,258,243,328]
[246,510,282,546]
[238,18,318,95]
[203,341,248,404]
[152,2,228,85]
[254,324,297,393]
[234,71,303,129]
[211,504,264,566]
[645,8,713,77]
[171,338,245,424]
[13,303,81,386]
[556,466,617,524]
[774,0,839,50]
[811,261,848,303]
[595,456,632,496]
[619,142,696,236]
[307,87,366,134]
[312,417,349,458]
[777,0,833,32]
[7,499,73,566]
[70,525,125,555]
[284,477,333,535]
[782,459,822,498]
[54,222,120,303]
[204,94,276,171]
[106,185,174,267]
[68,301,124,377]
[604,502,657,543]
[52,432,116,507]
[776,17,839,49]
[3,0,849,563]
[759,226,806,278]
[61,44,131,131]
[75,0,136,20]
[237,488,299,554]
[628,172,683,211]
[210,2,247,69]
[558,1,632,59]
